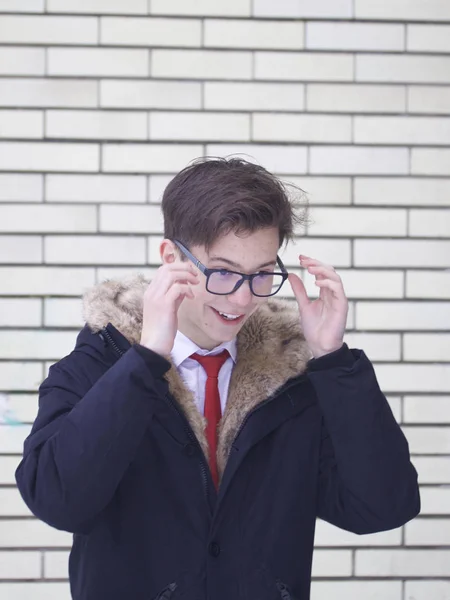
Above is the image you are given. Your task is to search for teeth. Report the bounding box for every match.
[219,311,241,320]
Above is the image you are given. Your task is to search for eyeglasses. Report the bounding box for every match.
[173,240,289,297]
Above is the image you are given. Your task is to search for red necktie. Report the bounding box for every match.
[190,350,229,488]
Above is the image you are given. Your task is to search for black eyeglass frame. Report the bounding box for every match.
[173,240,289,297]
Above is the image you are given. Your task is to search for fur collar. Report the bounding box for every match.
[83,275,312,477]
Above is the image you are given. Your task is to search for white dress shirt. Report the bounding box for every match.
[170,330,237,415]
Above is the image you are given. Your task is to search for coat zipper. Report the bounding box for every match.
[100,327,211,502]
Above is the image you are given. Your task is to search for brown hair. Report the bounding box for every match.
[162,156,306,252]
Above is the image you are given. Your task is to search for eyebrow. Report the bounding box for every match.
[208,256,276,270]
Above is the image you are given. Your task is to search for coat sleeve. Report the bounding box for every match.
[15,341,171,534]
[308,344,420,534]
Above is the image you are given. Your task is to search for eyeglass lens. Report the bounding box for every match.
[207,271,285,296]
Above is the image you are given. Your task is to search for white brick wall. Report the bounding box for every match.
[0,5,448,599]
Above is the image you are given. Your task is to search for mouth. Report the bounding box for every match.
[211,307,245,326]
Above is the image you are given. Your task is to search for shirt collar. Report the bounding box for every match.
[171,330,237,368]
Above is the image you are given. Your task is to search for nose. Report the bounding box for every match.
[229,279,253,308]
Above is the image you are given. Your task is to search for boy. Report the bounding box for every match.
[16,158,419,600]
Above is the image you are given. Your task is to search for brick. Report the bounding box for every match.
[46,110,147,141]
[307,22,404,51]
[286,176,351,205]
[0,174,42,201]
[0,205,96,233]
[204,82,304,112]
[311,550,352,577]
[310,147,408,175]
[307,84,406,114]
[0,110,42,139]
[253,114,351,143]
[412,149,450,176]
[255,52,353,82]
[354,240,450,268]
[0,551,40,578]
[355,549,450,577]
[48,48,149,77]
[153,50,252,80]
[310,207,406,237]
[404,426,450,453]
[101,17,201,47]
[0,299,41,327]
[45,236,146,265]
[0,0,43,10]
[101,80,201,109]
[0,519,71,548]
[357,301,450,330]
[414,457,450,484]
[405,581,450,600]
[0,363,42,392]
[46,174,147,203]
[406,519,450,546]
[150,112,250,142]
[148,175,172,203]
[336,270,404,299]
[311,581,401,600]
[0,488,31,517]
[280,238,352,268]
[0,456,21,484]
[48,0,147,13]
[206,144,307,175]
[0,584,71,600]
[407,271,450,300]
[0,425,29,452]
[205,19,303,50]
[103,144,202,174]
[0,48,44,75]
[355,116,450,145]
[44,299,83,328]
[0,78,97,108]
[97,267,155,281]
[377,366,450,393]
[403,395,450,423]
[44,551,70,579]
[344,333,401,361]
[357,55,450,84]
[0,236,42,264]
[408,24,450,53]
[405,332,450,359]
[0,16,97,44]
[354,178,450,207]
[100,205,163,233]
[0,267,95,296]
[409,86,450,116]
[0,331,77,360]
[7,393,39,423]
[355,0,450,21]
[315,518,401,547]
[150,0,251,17]
[0,142,99,172]
[387,396,402,422]
[419,487,450,515]
[254,0,352,18]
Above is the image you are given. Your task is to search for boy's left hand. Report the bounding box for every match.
[288,255,348,359]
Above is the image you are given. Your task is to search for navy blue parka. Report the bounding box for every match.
[16,276,420,600]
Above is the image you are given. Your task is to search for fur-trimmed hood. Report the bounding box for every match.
[83,275,312,477]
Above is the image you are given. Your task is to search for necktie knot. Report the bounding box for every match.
[190,350,229,379]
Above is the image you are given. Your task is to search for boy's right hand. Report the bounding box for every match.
[139,263,199,356]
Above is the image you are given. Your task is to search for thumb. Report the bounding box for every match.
[288,273,310,312]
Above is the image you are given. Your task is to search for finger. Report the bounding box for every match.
[167,283,195,305]
[288,273,310,311]
[300,255,335,271]
[314,278,345,299]
[306,265,341,283]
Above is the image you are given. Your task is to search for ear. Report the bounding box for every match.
[160,239,179,264]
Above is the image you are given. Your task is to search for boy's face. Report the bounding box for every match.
[172,227,280,350]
